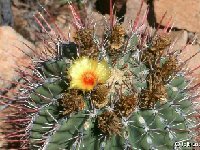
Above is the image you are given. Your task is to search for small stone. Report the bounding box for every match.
[169,30,188,52]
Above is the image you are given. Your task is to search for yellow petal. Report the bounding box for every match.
[68,57,110,91]
[96,60,111,83]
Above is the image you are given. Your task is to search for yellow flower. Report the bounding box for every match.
[68,57,111,91]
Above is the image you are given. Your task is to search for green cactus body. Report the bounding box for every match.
[0,1,199,150]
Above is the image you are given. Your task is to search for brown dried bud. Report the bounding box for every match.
[141,34,171,65]
[91,84,109,108]
[139,89,155,109]
[139,70,168,109]
[74,28,98,58]
[161,56,180,81]
[74,28,94,49]
[110,24,125,50]
[139,84,167,109]
[114,94,137,117]
[107,24,125,57]
[61,89,85,115]
[97,111,122,136]
[151,34,171,52]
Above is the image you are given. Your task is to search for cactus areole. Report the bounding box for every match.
[0,1,199,150]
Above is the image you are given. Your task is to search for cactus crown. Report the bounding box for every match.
[0,1,199,150]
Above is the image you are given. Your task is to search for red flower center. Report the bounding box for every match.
[82,71,97,86]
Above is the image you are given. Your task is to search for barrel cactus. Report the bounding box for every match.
[0,1,199,150]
